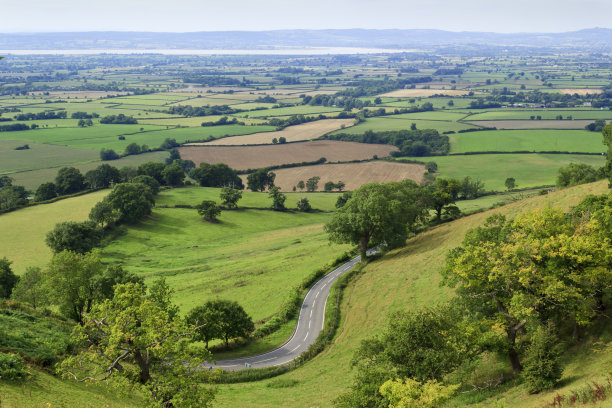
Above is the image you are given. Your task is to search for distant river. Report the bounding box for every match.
[0,47,415,55]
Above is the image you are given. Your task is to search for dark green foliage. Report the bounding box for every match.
[132,175,160,195]
[220,187,242,209]
[604,125,612,186]
[190,163,244,189]
[124,142,141,156]
[0,175,12,188]
[0,258,18,299]
[100,148,120,161]
[335,191,352,208]
[197,200,222,222]
[105,183,155,223]
[246,168,275,192]
[99,114,137,124]
[34,182,57,202]
[557,163,602,187]
[45,221,102,254]
[162,163,185,186]
[11,267,48,309]
[325,129,449,157]
[96,264,144,301]
[297,197,312,212]
[427,178,461,221]
[85,164,121,189]
[55,167,86,195]
[522,325,563,393]
[585,119,606,132]
[0,353,27,381]
[200,299,254,347]
[88,200,117,228]
[0,185,28,211]
[306,176,320,192]
[172,159,195,173]
[324,181,335,192]
[268,186,286,211]
[165,148,181,165]
[505,177,517,190]
[160,138,179,150]
[459,176,485,199]
[186,304,223,348]
[425,161,438,173]
[137,162,166,184]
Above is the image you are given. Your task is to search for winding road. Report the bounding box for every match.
[204,249,376,371]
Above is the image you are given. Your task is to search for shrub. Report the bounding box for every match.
[0,353,27,381]
[296,198,312,212]
[522,324,563,393]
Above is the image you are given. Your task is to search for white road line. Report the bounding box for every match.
[308,320,311,329]
[219,364,239,368]
[303,332,309,341]
[255,357,276,364]
[290,345,300,352]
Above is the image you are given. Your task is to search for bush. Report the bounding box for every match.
[0,353,27,381]
[522,324,563,393]
[296,198,312,212]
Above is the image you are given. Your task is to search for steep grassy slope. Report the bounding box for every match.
[213,180,610,408]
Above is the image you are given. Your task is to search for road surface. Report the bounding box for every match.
[204,249,375,371]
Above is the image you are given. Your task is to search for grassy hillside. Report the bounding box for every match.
[212,180,610,408]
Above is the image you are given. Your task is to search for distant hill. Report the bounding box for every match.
[0,28,611,51]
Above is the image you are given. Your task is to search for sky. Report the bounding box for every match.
[2,0,612,33]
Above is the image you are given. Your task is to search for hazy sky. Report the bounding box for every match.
[2,0,611,33]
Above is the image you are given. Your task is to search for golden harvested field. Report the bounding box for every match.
[558,88,603,95]
[380,88,472,97]
[466,119,595,129]
[178,140,397,170]
[189,119,355,145]
[248,161,426,191]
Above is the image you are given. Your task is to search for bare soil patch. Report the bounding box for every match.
[178,140,397,170]
[246,161,425,191]
[189,119,355,146]
[381,89,472,98]
[466,120,595,130]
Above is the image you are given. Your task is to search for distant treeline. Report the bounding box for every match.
[14,111,67,121]
[166,104,239,117]
[323,129,450,157]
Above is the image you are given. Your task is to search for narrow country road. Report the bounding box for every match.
[204,249,376,371]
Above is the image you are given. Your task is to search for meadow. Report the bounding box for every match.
[420,153,606,190]
[331,116,476,135]
[448,129,606,153]
[0,139,98,174]
[212,180,611,408]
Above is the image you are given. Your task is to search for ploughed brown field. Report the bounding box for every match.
[188,119,355,146]
[178,140,397,170]
[558,88,603,95]
[243,161,425,191]
[465,119,595,129]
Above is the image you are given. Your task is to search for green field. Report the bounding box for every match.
[466,110,612,120]
[9,150,169,190]
[212,181,611,408]
[416,153,606,190]
[101,188,349,321]
[0,139,99,174]
[449,129,606,153]
[330,116,475,135]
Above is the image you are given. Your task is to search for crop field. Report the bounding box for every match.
[448,129,606,153]
[0,190,110,274]
[234,105,344,118]
[178,140,397,170]
[100,193,350,320]
[259,161,426,191]
[213,181,610,408]
[465,119,595,129]
[192,119,354,145]
[419,153,606,190]
[0,139,99,174]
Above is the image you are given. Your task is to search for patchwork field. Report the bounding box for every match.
[419,153,606,190]
[448,129,606,153]
[330,116,476,135]
[466,110,612,121]
[194,119,355,145]
[258,161,426,191]
[178,140,397,170]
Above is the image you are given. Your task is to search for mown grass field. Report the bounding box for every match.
[449,129,606,153]
[417,153,606,191]
[212,180,611,408]
[331,116,475,134]
[466,110,612,121]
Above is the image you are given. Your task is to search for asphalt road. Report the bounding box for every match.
[204,250,375,371]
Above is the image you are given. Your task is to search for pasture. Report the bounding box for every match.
[448,129,606,153]
[330,116,475,135]
[419,153,606,190]
[178,140,397,170]
[466,110,612,121]
[465,119,595,129]
[261,161,426,191]
[0,139,98,174]
[380,89,472,97]
[213,181,610,408]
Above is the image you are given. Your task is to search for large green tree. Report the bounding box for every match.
[11,267,49,309]
[325,181,427,259]
[0,257,18,299]
[59,283,216,407]
[190,163,244,189]
[219,187,242,209]
[46,221,102,254]
[603,124,612,186]
[246,168,275,192]
[104,182,155,223]
[55,167,86,195]
[84,164,121,189]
